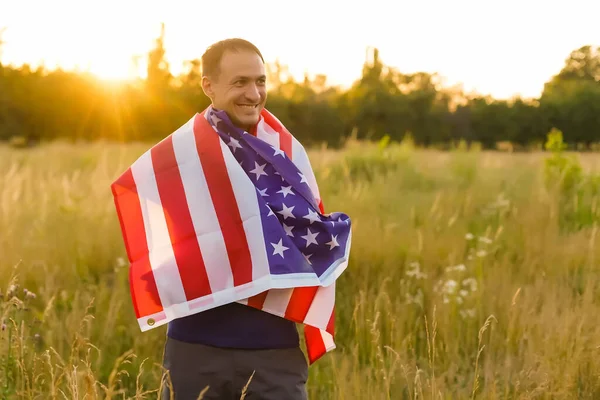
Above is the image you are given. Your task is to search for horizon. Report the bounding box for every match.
[1,0,599,100]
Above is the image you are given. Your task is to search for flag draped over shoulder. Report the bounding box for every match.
[110,106,352,364]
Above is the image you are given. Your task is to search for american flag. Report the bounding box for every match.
[111,106,352,364]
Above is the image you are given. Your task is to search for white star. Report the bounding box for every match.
[276,185,295,198]
[330,221,336,227]
[249,162,268,180]
[272,146,286,157]
[303,253,313,265]
[257,188,269,197]
[325,234,340,250]
[271,239,289,258]
[303,209,321,224]
[227,137,242,153]
[210,113,222,125]
[338,216,349,225]
[283,223,294,237]
[301,228,319,248]
[298,172,308,184]
[277,203,296,220]
[266,204,275,217]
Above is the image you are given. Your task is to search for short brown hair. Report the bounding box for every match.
[201,38,265,79]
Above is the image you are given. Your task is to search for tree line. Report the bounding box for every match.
[0,26,598,150]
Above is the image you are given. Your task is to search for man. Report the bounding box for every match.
[161,38,308,400]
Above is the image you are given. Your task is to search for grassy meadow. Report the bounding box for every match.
[1,136,600,399]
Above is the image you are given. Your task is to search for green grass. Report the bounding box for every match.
[1,139,600,399]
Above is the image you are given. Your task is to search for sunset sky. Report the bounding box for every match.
[1,0,599,99]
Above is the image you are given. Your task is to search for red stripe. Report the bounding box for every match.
[111,169,162,318]
[304,326,327,365]
[279,131,292,158]
[193,114,253,286]
[247,291,269,309]
[284,287,319,322]
[261,110,293,157]
[326,306,335,335]
[151,136,212,300]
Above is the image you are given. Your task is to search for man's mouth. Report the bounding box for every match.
[237,104,258,109]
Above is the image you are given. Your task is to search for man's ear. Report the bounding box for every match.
[201,76,214,99]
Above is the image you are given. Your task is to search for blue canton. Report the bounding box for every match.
[206,107,351,282]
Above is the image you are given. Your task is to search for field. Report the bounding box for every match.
[1,138,600,399]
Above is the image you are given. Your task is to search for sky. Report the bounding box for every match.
[1,0,599,99]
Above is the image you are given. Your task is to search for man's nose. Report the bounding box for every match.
[245,84,261,102]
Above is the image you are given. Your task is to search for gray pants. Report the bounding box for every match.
[160,337,308,400]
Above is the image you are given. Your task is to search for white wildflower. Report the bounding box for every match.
[405,289,424,307]
[405,262,427,279]
[443,280,458,294]
[465,233,474,240]
[476,250,487,258]
[478,236,493,244]
[459,289,469,297]
[462,278,478,292]
[446,264,467,273]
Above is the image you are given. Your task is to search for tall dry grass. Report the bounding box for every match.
[1,138,599,399]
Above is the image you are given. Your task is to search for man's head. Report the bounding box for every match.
[201,38,267,131]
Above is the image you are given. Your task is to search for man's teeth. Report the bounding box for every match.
[239,105,256,108]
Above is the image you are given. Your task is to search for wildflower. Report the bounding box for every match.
[465,233,474,240]
[405,289,424,307]
[459,309,476,319]
[405,262,427,279]
[459,289,469,297]
[463,278,478,292]
[116,257,127,268]
[478,236,493,244]
[476,250,487,258]
[442,280,458,294]
[445,264,467,273]
[25,290,36,299]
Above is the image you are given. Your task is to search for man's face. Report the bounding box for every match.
[203,49,267,131]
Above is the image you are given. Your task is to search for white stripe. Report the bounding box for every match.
[218,137,271,281]
[320,330,336,351]
[171,117,234,293]
[261,289,293,317]
[256,118,280,149]
[291,137,321,203]
[131,150,188,319]
[303,282,335,330]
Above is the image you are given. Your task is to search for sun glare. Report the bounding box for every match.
[87,61,136,82]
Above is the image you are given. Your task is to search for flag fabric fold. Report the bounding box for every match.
[111,106,352,364]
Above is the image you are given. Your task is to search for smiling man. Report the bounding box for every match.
[160,39,309,400]
[200,40,268,131]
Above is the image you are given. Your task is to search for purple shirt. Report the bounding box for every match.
[167,303,300,349]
